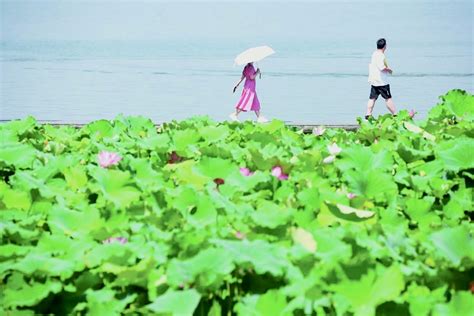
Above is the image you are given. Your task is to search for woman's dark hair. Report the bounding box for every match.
[377,38,386,49]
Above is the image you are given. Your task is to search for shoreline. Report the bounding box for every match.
[0,119,360,131]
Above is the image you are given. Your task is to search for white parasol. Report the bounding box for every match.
[234,45,275,66]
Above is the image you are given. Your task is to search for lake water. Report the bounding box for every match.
[1,1,472,124]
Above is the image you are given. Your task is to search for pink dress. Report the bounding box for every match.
[235,64,261,112]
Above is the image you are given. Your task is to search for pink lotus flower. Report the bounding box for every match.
[98,151,122,168]
[271,166,289,180]
[103,237,127,244]
[235,231,246,240]
[409,109,416,118]
[347,193,357,199]
[239,167,254,177]
[327,143,342,156]
[313,126,326,136]
[322,155,336,164]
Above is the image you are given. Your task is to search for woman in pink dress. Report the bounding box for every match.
[229,63,268,122]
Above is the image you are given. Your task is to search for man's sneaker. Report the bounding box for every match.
[257,116,269,123]
[229,112,239,122]
[364,115,373,120]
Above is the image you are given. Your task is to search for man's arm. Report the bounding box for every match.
[381,58,393,74]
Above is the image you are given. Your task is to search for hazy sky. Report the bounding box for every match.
[1,0,472,42]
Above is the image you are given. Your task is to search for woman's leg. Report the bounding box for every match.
[229,109,242,121]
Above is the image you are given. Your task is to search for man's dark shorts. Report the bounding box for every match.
[370,85,392,100]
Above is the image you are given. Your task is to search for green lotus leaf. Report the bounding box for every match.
[43,124,78,143]
[430,225,474,266]
[436,137,474,171]
[247,142,285,170]
[403,284,447,316]
[118,115,156,135]
[259,119,286,134]
[296,187,321,211]
[0,127,19,143]
[48,206,104,238]
[167,247,234,289]
[85,288,137,316]
[166,160,209,189]
[172,129,201,153]
[338,146,393,172]
[443,187,472,220]
[91,168,141,208]
[313,228,352,262]
[223,170,269,194]
[195,156,238,179]
[213,239,288,276]
[2,116,37,136]
[137,133,170,152]
[147,289,201,316]
[189,194,218,227]
[440,89,474,121]
[9,171,56,198]
[432,291,473,316]
[62,165,88,191]
[331,265,404,316]
[208,301,222,316]
[36,233,94,261]
[99,257,157,287]
[200,125,230,143]
[11,252,79,279]
[129,158,164,191]
[396,138,433,163]
[0,221,39,240]
[84,120,114,139]
[0,244,31,259]
[2,188,31,211]
[83,243,132,268]
[344,169,397,201]
[234,295,260,316]
[404,197,440,230]
[235,290,289,316]
[166,186,199,213]
[0,142,37,168]
[251,200,293,228]
[2,273,62,308]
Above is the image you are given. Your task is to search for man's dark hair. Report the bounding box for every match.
[377,38,386,49]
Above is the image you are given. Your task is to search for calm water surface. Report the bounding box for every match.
[1,2,472,124]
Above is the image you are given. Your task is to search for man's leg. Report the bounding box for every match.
[385,98,396,114]
[366,98,376,117]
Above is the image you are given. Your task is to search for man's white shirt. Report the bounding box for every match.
[368,50,389,86]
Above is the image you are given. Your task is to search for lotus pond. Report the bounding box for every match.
[0,90,473,315]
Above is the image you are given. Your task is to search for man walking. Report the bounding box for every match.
[366,38,396,119]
